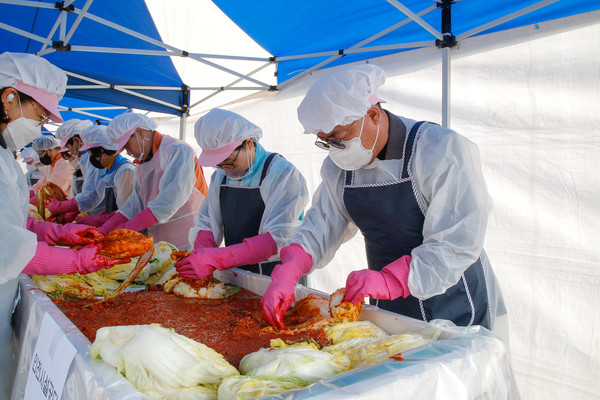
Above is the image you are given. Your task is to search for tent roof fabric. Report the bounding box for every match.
[213,0,600,84]
[1,0,598,118]
[1,0,186,116]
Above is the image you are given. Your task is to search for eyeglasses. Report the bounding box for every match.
[314,120,356,151]
[31,102,50,127]
[216,145,243,169]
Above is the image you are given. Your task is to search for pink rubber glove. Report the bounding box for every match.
[98,212,129,235]
[118,208,158,233]
[176,233,277,280]
[64,212,79,224]
[46,198,79,215]
[260,243,313,330]
[343,255,412,305]
[76,211,115,227]
[23,242,128,275]
[193,230,218,250]
[27,217,103,246]
[29,191,37,206]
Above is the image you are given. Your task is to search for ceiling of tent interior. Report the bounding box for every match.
[1,0,598,124]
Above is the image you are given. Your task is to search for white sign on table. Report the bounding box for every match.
[24,312,77,400]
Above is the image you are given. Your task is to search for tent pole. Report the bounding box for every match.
[442,47,451,129]
[179,113,187,142]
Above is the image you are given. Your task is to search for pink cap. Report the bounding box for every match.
[198,139,243,166]
[16,81,63,123]
[116,126,137,152]
[79,142,98,152]
[368,93,386,105]
[59,146,70,153]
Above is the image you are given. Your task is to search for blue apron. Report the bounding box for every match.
[343,118,491,329]
[220,153,282,277]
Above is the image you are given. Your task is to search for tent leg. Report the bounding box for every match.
[179,113,187,141]
[441,46,451,129]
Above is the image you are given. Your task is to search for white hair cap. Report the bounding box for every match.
[0,52,67,123]
[194,108,262,166]
[297,64,386,135]
[79,125,117,152]
[106,112,157,151]
[20,147,38,162]
[32,135,61,151]
[55,119,93,147]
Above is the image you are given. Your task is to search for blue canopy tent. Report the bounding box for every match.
[1,0,597,130]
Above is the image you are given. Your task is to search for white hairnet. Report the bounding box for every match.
[297,64,386,135]
[194,108,262,166]
[0,52,67,123]
[79,125,117,151]
[55,119,93,147]
[32,135,61,151]
[106,112,157,150]
[20,147,38,162]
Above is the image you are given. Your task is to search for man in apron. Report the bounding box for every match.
[74,124,135,226]
[175,109,308,280]
[98,112,208,250]
[45,119,108,219]
[261,64,507,337]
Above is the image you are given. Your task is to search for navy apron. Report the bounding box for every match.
[102,155,130,213]
[343,121,491,329]
[220,152,297,280]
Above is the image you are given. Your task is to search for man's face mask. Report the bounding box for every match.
[328,117,379,171]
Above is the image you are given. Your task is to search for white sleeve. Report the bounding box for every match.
[117,167,144,220]
[75,153,105,212]
[0,149,37,284]
[188,169,224,247]
[148,144,196,223]
[114,164,135,209]
[258,156,309,252]
[293,158,358,269]
[408,125,492,299]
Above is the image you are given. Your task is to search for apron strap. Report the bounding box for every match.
[401,121,427,180]
[259,152,279,185]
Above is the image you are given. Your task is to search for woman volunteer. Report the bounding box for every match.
[175,109,308,279]
[0,52,124,398]
[98,112,208,249]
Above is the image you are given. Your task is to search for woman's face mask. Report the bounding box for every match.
[38,151,52,165]
[3,97,43,152]
[328,117,379,171]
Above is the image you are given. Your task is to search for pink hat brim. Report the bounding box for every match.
[198,140,243,167]
[116,127,137,152]
[59,147,70,153]
[79,142,100,152]
[16,81,63,123]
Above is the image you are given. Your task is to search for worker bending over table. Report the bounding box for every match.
[175,108,308,279]
[261,64,507,337]
[75,124,135,226]
[31,134,74,197]
[98,112,208,250]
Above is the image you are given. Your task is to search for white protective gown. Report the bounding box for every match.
[189,142,309,253]
[293,116,506,333]
[117,134,204,250]
[0,146,37,398]
[74,151,106,213]
[32,154,75,197]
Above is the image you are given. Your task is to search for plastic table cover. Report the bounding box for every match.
[11,270,517,399]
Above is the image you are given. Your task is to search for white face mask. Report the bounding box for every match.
[69,157,80,169]
[328,117,379,171]
[3,98,42,151]
[132,131,151,162]
[225,144,254,181]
